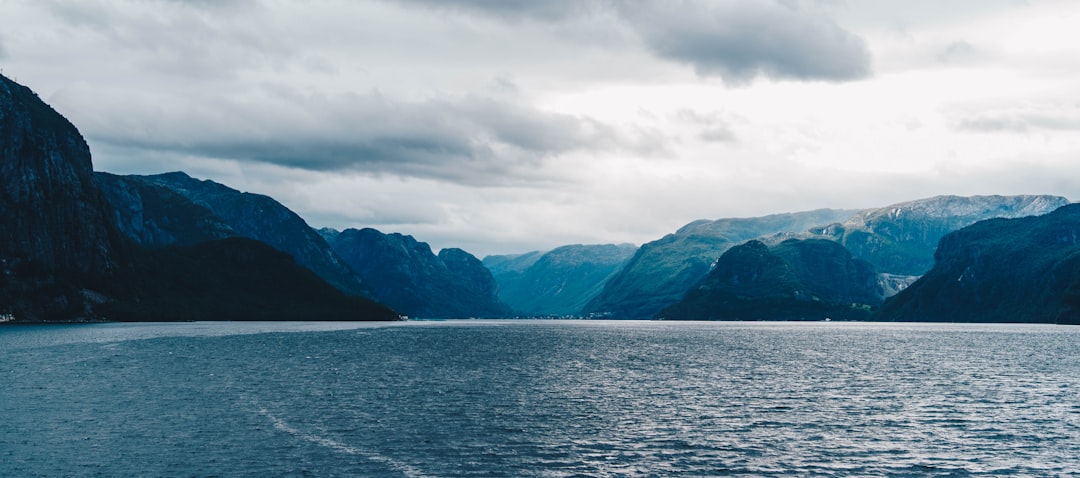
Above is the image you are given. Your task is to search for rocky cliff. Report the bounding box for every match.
[660,239,882,321]
[328,228,511,318]
[0,74,132,320]
[879,203,1080,323]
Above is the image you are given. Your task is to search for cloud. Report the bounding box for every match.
[0,36,7,60]
[675,109,739,143]
[38,0,288,80]
[615,0,872,83]
[388,0,871,84]
[388,0,598,22]
[936,41,987,65]
[54,85,637,185]
[954,110,1080,134]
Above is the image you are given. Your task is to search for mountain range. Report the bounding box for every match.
[582,209,861,319]
[3,73,1078,324]
[659,239,882,321]
[0,73,397,322]
[322,227,510,319]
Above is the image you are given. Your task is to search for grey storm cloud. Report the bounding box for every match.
[392,0,872,84]
[78,89,628,185]
[617,1,872,83]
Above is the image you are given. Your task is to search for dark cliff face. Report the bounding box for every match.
[814,195,1070,276]
[879,203,1080,324]
[329,228,511,318]
[584,209,857,319]
[113,172,371,298]
[487,244,637,316]
[660,239,882,321]
[0,74,131,320]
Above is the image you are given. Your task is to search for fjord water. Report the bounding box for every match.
[2,321,1078,477]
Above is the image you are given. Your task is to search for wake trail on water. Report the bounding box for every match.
[247,399,430,478]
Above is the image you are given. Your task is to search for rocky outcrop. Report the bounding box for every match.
[328,228,511,318]
[879,203,1080,323]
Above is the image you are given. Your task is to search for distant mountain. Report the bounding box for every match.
[482,250,545,278]
[813,195,1070,276]
[0,73,397,322]
[660,239,883,321]
[584,209,857,319]
[328,228,512,318]
[106,171,371,298]
[879,203,1080,324]
[485,244,637,316]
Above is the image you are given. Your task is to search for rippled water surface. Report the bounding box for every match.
[2,320,1079,477]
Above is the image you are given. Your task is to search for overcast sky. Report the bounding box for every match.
[2,0,1078,257]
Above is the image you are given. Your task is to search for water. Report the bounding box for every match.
[2,320,1079,477]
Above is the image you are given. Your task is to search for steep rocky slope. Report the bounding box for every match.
[879,203,1080,323]
[0,74,131,320]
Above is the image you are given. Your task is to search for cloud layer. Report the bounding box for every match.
[616,1,871,83]
[2,0,1078,256]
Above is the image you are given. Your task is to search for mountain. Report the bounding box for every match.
[100,237,399,322]
[95,172,236,247]
[110,171,371,298]
[0,73,397,322]
[328,228,512,318]
[813,195,1070,276]
[583,209,857,319]
[660,239,883,321]
[485,244,637,316]
[879,203,1080,324]
[0,74,132,320]
[482,250,545,278]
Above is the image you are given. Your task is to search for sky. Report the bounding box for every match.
[2,0,1079,257]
